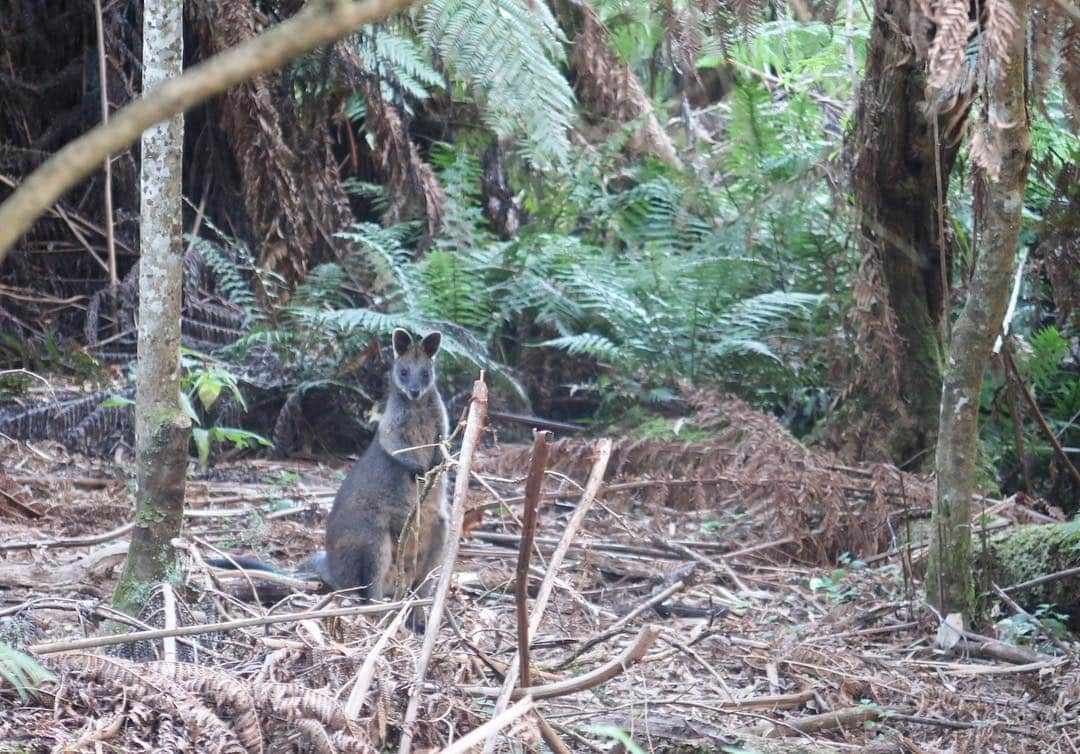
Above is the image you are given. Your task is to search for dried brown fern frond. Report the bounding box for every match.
[568,1,680,165]
[984,0,1020,65]
[147,661,263,754]
[333,42,446,247]
[61,654,247,754]
[254,681,353,732]
[189,0,352,285]
[1064,19,1080,122]
[927,0,976,91]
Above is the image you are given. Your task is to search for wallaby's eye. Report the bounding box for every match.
[420,370,430,382]
[398,368,407,379]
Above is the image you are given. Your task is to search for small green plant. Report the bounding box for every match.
[180,349,269,467]
[809,553,866,604]
[0,643,55,701]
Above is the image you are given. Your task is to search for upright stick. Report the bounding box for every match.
[483,438,612,753]
[514,430,551,687]
[399,375,488,754]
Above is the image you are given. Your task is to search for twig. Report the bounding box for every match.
[1003,565,1080,593]
[436,697,534,754]
[1003,342,1080,488]
[464,625,661,700]
[30,599,427,655]
[0,522,135,551]
[483,438,612,753]
[534,711,574,754]
[398,375,488,754]
[515,430,551,686]
[345,603,409,719]
[93,0,117,293]
[553,578,687,670]
[993,580,1074,655]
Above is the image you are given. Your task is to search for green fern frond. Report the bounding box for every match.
[0,643,55,701]
[420,0,574,169]
[541,333,621,362]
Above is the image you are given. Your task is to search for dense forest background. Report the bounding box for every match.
[0,0,1077,511]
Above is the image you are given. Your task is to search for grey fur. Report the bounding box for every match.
[323,329,450,600]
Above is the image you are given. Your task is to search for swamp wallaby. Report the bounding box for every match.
[207,329,450,602]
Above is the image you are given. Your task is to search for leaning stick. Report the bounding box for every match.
[483,438,612,754]
[30,599,427,655]
[345,603,409,719]
[398,375,488,754]
[436,697,535,754]
[462,625,661,700]
[515,430,551,686]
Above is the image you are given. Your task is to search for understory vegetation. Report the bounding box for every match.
[1,0,1077,511]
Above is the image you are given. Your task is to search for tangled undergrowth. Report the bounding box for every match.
[0,394,1076,753]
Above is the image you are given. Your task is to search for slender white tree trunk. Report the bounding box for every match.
[927,0,1031,619]
[113,0,192,616]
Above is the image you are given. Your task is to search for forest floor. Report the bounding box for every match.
[0,395,1077,754]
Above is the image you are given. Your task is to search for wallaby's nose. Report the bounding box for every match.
[408,387,422,400]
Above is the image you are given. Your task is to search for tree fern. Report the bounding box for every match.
[419,0,575,169]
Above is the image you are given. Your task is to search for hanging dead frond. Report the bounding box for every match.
[333,42,446,246]
[189,0,352,285]
[984,0,1020,64]
[1063,19,1080,122]
[927,0,976,91]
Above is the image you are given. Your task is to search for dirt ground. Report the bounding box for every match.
[0,404,1077,754]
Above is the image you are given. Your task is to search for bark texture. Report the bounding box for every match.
[845,0,963,464]
[551,0,680,167]
[927,0,1031,617]
[112,0,191,618]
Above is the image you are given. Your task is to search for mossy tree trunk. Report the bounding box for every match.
[112,0,192,617]
[926,0,1031,618]
[848,0,960,465]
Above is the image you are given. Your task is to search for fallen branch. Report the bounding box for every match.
[463,625,661,700]
[30,599,427,655]
[399,375,488,754]
[1003,565,1080,593]
[436,697,535,754]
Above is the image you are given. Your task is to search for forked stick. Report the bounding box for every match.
[483,438,612,753]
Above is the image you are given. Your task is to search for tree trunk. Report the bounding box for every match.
[551,0,680,167]
[927,0,1031,618]
[112,0,192,617]
[846,0,962,465]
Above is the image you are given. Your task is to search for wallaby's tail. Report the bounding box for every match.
[204,555,287,574]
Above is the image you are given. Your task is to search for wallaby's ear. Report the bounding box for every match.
[392,329,413,358]
[420,331,442,358]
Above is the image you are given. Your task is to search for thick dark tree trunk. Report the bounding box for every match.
[112,0,192,618]
[846,0,964,465]
[927,0,1031,618]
